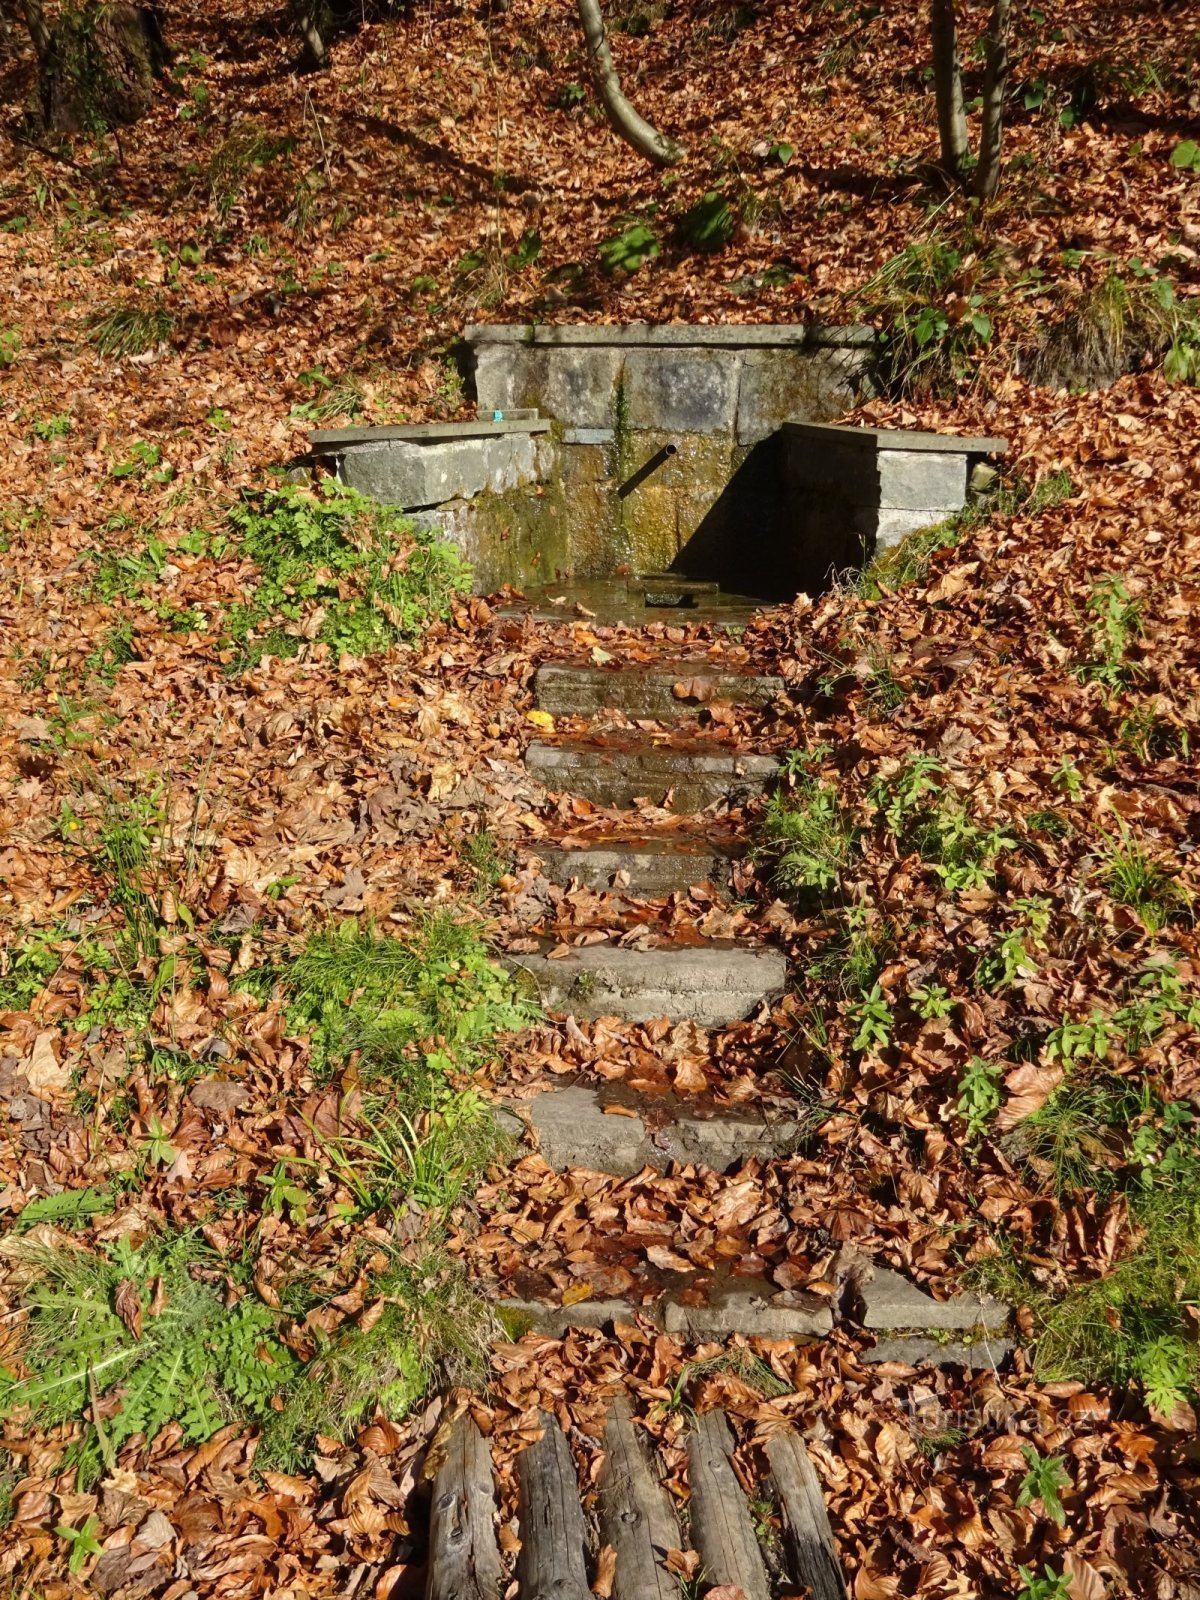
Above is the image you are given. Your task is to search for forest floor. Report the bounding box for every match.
[0,0,1199,1596]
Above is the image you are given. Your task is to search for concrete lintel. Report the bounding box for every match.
[464,322,875,350]
[310,418,551,451]
[782,421,1008,454]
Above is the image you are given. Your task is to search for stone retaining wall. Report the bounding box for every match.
[465,323,876,593]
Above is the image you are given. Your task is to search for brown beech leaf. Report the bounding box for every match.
[114,1279,143,1341]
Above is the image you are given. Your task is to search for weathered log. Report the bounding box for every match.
[517,1410,591,1600]
[685,1412,770,1600]
[765,1431,847,1600]
[599,1396,681,1600]
[426,1411,503,1600]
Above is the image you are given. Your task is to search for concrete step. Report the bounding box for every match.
[500,1084,802,1175]
[540,831,743,895]
[504,941,786,1025]
[497,1265,1011,1367]
[498,579,762,630]
[526,738,779,813]
[534,662,784,719]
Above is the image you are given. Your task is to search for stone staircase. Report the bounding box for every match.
[491,576,1013,1369]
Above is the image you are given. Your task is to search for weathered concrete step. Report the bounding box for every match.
[504,943,786,1025]
[526,739,779,812]
[535,663,785,719]
[498,1263,1012,1368]
[502,1084,800,1175]
[540,833,743,894]
[498,579,762,630]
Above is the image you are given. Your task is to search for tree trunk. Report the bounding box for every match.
[974,0,1011,199]
[930,0,968,182]
[33,3,168,132]
[574,0,682,167]
[20,0,50,64]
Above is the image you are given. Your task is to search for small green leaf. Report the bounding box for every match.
[1170,139,1200,170]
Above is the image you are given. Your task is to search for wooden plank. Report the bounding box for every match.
[426,1411,504,1600]
[685,1411,770,1600]
[598,1396,682,1600]
[517,1410,591,1600]
[766,1431,847,1600]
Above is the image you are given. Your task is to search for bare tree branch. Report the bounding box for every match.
[574,0,682,167]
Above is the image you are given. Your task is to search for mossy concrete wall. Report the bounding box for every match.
[466,324,876,594]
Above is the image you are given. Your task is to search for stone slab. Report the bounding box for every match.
[498,1297,649,1337]
[781,422,1008,454]
[623,349,738,434]
[663,1283,832,1340]
[876,449,969,512]
[525,741,779,813]
[504,943,787,1026]
[853,507,954,553]
[534,664,784,719]
[466,324,876,349]
[861,1335,1015,1370]
[539,839,738,895]
[735,347,866,444]
[310,418,550,448]
[337,433,551,510]
[509,1084,800,1175]
[861,1268,1010,1333]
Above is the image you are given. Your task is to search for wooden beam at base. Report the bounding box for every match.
[685,1411,770,1600]
[426,1411,504,1600]
[599,1395,682,1600]
[765,1431,848,1600]
[517,1410,591,1600]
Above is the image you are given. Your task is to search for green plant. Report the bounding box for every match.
[225,480,470,668]
[1017,1446,1071,1526]
[848,984,892,1054]
[679,190,735,250]
[0,1232,296,1488]
[915,1424,965,1458]
[290,369,366,425]
[1012,1073,1145,1196]
[205,124,294,218]
[976,897,1051,991]
[1075,575,1143,692]
[55,1515,103,1575]
[86,304,175,359]
[911,982,954,1020]
[757,748,855,897]
[1097,828,1184,933]
[858,230,1001,395]
[85,534,166,600]
[598,219,659,274]
[0,328,20,367]
[287,912,533,1091]
[311,1091,509,1217]
[871,758,1014,891]
[957,1056,1002,1139]
[1017,1566,1072,1600]
[111,440,171,481]
[31,413,71,441]
[1051,757,1083,800]
[457,826,512,893]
